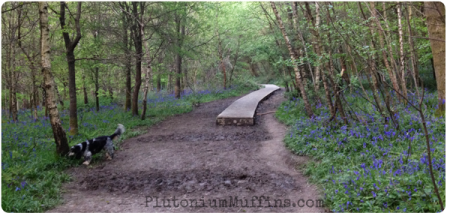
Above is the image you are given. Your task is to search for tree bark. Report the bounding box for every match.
[217,36,227,89]
[360,2,384,115]
[39,2,69,156]
[174,7,186,98]
[424,2,445,112]
[60,2,82,135]
[271,2,313,118]
[368,2,401,101]
[228,36,241,88]
[304,2,322,92]
[141,22,151,120]
[119,2,132,111]
[94,67,99,111]
[406,4,421,90]
[290,2,308,86]
[131,2,143,115]
[397,2,408,100]
[83,73,88,104]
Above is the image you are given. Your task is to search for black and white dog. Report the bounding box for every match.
[69,124,125,165]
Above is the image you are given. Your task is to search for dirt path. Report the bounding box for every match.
[49,89,325,213]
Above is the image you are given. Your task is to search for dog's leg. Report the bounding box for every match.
[105,137,114,160]
[83,151,92,165]
[105,152,112,160]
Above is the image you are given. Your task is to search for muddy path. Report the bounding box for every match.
[49,89,325,213]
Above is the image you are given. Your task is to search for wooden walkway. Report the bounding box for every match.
[216,84,280,126]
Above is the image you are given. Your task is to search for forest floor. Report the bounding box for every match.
[48,89,325,213]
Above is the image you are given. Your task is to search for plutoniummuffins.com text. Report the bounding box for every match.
[145,196,323,208]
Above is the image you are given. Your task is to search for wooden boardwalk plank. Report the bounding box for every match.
[216,84,280,126]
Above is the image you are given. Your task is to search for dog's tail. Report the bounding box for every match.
[110,124,125,140]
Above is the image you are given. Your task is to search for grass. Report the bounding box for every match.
[275,87,445,212]
[1,83,258,212]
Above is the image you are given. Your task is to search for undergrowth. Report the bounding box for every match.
[276,88,445,212]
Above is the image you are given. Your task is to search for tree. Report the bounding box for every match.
[39,1,69,155]
[174,3,187,98]
[270,1,313,118]
[424,2,445,113]
[131,2,144,115]
[59,2,82,135]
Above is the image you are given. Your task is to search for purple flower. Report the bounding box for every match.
[372,191,376,197]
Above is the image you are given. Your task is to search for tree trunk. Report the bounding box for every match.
[7,15,18,122]
[360,2,384,115]
[94,68,99,111]
[304,2,322,92]
[83,73,88,104]
[368,2,401,100]
[290,2,308,86]
[168,69,172,92]
[247,58,259,77]
[218,43,227,89]
[228,36,241,88]
[131,2,143,115]
[60,2,81,135]
[174,10,185,98]
[39,2,69,156]
[406,4,421,89]
[157,74,161,92]
[120,2,132,111]
[382,2,400,93]
[397,2,407,100]
[271,2,313,118]
[184,60,189,90]
[424,2,445,112]
[141,23,151,120]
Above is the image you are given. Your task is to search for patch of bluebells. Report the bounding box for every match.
[278,88,445,212]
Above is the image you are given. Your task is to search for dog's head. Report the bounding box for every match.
[68,143,83,158]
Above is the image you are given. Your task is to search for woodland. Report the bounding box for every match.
[1,1,446,213]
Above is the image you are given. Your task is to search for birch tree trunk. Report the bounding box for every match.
[39,2,69,156]
[397,2,407,99]
[271,1,313,118]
